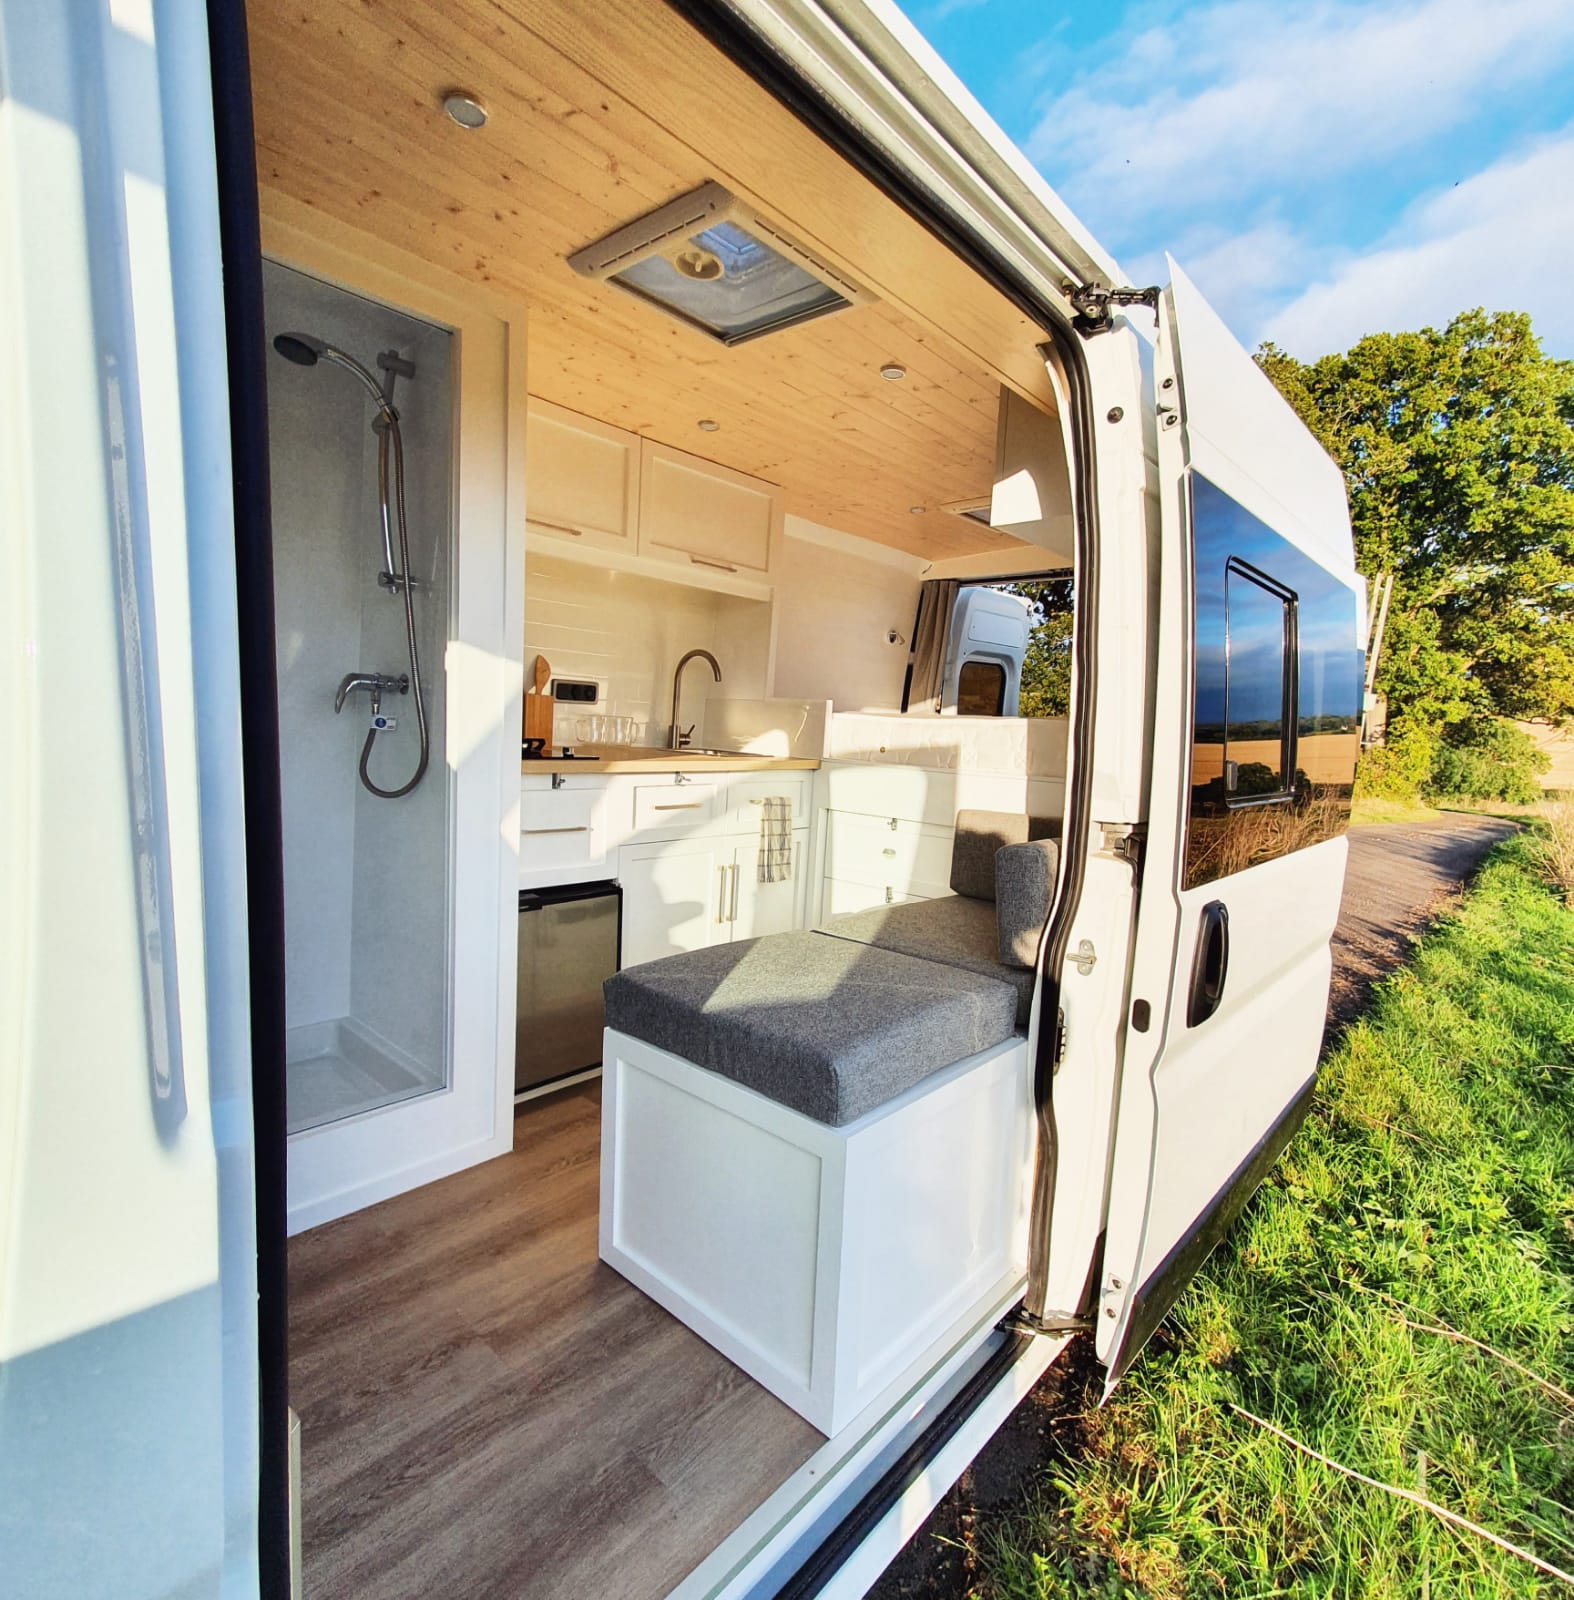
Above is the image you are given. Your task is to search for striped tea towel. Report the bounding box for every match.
[758,796,793,883]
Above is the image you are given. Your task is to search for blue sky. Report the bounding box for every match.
[900,0,1574,360]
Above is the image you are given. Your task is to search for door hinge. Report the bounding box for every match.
[1051,1005,1068,1068]
[1099,821,1147,883]
[1065,282,1161,337]
[1005,1307,1094,1337]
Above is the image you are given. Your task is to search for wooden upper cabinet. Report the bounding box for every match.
[525,398,641,551]
[638,440,783,579]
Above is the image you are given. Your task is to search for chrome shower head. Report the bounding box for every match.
[271,330,397,419]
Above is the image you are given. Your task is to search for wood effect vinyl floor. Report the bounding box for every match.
[288,1084,822,1600]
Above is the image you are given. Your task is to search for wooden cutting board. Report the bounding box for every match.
[523,654,554,745]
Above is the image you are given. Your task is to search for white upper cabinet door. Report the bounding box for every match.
[525,398,640,551]
[638,439,783,578]
[729,836,807,941]
[1095,260,1366,1389]
[619,836,730,967]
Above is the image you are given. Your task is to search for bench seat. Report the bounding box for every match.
[818,896,1036,1025]
[602,929,1020,1127]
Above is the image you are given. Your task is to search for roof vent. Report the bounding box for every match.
[567,181,871,345]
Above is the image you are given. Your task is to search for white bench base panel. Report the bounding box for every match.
[599,1026,1035,1436]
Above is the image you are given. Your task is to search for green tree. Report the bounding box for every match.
[1003,576,1073,717]
[1257,312,1574,791]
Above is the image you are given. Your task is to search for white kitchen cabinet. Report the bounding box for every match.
[821,878,931,917]
[520,778,610,889]
[729,835,807,941]
[619,835,731,967]
[525,398,640,552]
[619,828,809,965]
[638,439,783,579]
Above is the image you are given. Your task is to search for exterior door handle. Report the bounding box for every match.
[1187,900,1230,1026]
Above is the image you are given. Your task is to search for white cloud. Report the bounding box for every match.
[1026,0,1574,237]
[1261,130,1574,357]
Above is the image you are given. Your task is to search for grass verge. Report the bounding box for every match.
[977,836,1574,1598]
[1350,796,1445,827]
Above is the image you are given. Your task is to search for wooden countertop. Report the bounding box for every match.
[521,745,821,775]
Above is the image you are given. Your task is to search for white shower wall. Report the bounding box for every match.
[264,261,453,1127]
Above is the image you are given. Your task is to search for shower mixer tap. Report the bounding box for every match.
[335,672,410,716]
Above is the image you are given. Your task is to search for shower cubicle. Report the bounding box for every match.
[263,260,454,1136]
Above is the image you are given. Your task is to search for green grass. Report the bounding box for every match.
[1350,796,1446,827]
[976,837,1574,1599]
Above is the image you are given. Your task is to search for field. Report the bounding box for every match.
[973,836,1574,1598]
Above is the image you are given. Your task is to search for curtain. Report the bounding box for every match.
[907,579,958,711]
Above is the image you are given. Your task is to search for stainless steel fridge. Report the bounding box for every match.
[516,880,622,1095]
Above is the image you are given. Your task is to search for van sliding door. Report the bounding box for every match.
[0,2,260,1591]
[1097,262,1366,1384]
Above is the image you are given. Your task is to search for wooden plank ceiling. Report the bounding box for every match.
[247,0,1049,558]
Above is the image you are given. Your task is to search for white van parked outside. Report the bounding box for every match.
[0,0,1365,1596]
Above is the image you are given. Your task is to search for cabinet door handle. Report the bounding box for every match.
[530,517,585,538]
[522,825,589,835]
[653,802,704,811]
[689,555,738,573]
[882,847,897,857]
[717,865,729,923]
[729,861,741,922]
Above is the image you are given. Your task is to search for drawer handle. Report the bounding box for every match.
[522,825,590,835]
[652,802,704,811]
[689,556,738,573]
[530,517,584,538]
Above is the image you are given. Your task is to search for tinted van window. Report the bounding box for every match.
[1187,475,1364,889]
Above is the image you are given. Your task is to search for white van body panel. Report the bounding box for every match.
[1165,259,1356,577]
[0,0,259,1591]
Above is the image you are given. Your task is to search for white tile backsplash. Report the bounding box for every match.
[524,552,770,745]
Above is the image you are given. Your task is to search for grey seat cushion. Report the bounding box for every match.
[603,930,1019,1127]
[994,840,1060,967]
[950,810,1060,900]
[819,896,1036,1025]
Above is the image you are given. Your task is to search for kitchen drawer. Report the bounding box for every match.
[824,812,953,896]
[520,787,604,877]
[725,774,811,831]
[632,781,718,834]
[821,878,934,917]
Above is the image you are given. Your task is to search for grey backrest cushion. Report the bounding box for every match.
[949,810,1059,900]
[994,839,1060,967]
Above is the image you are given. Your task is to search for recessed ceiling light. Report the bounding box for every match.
[442,91,488,130]
[880,363,907,381]
[697,419,720,432]
[909,505,927,515]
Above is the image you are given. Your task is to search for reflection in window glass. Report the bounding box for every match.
[957,660,1007,716]
[1186,475,1366,889]
[1225,563,1291,797]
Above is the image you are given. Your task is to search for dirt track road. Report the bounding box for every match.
[1328,814,1518,1030]
[869,812,1519,1600]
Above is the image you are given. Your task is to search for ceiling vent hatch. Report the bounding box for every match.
[568,181,871,345]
